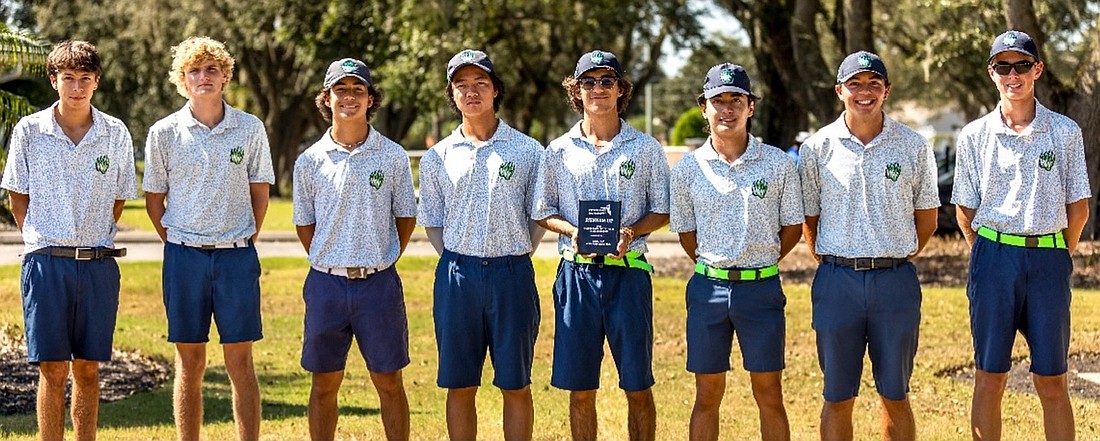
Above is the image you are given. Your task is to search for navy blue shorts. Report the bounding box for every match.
[811,261,921,402]
[686,273,786,374]
[162,242,263,344]
[551,259,654,392]
[967,235,1072,375]
[434,250,540,390]
[301,266,410,374]
[21,253,120,363]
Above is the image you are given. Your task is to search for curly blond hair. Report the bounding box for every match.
[168,36,235,99]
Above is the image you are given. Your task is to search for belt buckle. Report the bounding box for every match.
[592,256,605,265]
[346,267,366,279]
[853,258,873,271]
[1025,236,1039,248]
[200,244,217,250]
[74,247,95,260]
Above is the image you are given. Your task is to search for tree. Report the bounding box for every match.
[0,22,49,225]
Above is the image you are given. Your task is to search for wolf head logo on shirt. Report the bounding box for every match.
[751,178,768,199]
[1038,151,1056,171]
[499,162,515,180]
[885,162,901,182]
[94,155,110,174]
[229,146,245,165]
[369,170,385,189]
[619,160,636,179]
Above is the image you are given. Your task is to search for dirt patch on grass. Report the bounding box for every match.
[650,237,1100,289]
[0,325,171,415]
[937,352,1100,400]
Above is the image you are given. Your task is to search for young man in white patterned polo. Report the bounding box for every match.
[798,51,939,441]
[953,30,1090,441]
[143,36,273,441]
[2,40,137,441]
[532,49,670,441]
[418,49,545,441]
[293,58,416,441]
[670,63,802,441]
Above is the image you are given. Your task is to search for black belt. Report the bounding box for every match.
[821,255,906,271]
[28,247,127,260]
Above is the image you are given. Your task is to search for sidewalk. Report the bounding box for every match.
[0,230,686,265]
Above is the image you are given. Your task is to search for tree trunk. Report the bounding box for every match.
[843,0,874,53]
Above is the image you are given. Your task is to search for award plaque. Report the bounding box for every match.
[577,200,622,255]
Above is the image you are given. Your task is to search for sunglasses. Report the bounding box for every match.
[579,76,618,90]
[991,60,1035,76]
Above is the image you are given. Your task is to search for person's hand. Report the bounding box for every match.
[571,229,598,258]
[608,226,635,260]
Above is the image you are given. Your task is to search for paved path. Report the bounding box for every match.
[0,230,688,265]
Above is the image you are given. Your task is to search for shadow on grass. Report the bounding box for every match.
[0,366,381,437]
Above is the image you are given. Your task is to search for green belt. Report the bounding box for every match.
[561,250,654,273]
[695,262,779,281]
[977,226,1066,249]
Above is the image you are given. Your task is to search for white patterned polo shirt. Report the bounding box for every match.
[532,119,670,254]
[951,100,1091,235]
[292,127,418,269]
[143,102,275,244]
[799,113,940,258]
[2,103,138,253]
[417,120,542,257]
[670,137,803,268]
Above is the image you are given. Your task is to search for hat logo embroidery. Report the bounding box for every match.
[1039,151,1056,171]
[591,52,605,65]
[751,178,768,199]
[461,50,475,62]
[340,60,357,73]
[619,160,636,179]
[885,162,901,182]
[229,146,245,165]
[858,54,872,68]
[369,170,385,189]
[1004,32,1018,47]
[498,162,516,180]
[94,155,110,174]
[720,68,735,84]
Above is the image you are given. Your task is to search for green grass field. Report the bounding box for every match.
[1,257,1098,440]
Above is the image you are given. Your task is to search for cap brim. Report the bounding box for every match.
[575,65,619,78]
[837,68,887,83]
[987,48,1039,63]
[325,73,370,88]
[447,62,493,81]
[704,85,754,99]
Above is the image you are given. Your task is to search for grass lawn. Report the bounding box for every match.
[1,257,1098,440]
[117,199,299,233]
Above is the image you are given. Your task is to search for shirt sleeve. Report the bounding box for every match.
[668,156,695,232]
[392,150,418,218]
[524,145,543,219]
[950,127,981,209]
[115,126,139,200]
[1,122,30,193]
[1063,122,1092,203]
[531,145,559,221]
[247,122,276,184]
[913,139,942,210]
[291,153,316,226]
[779,156,805,226]
[798,140,822,217]
[415,149,445,227]
[142,126,169,193]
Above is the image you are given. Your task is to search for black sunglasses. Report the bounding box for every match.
[991,60,1035,76]
[579,76,618,90]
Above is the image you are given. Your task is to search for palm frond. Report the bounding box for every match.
[0,22,50,75]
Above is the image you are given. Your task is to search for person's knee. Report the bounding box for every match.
[371,370,406,398]
[625,389,654,408]
[570,390,597,408]
[1032,374,1069,402]
[694,376,726,408]
[974,370,1008,394]
[70,360,99,386]
[500,386,530,401]
[39,362,70,385]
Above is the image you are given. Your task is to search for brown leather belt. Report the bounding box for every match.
[28,247,127,260]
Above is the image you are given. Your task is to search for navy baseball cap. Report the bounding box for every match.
[702,63,755,99]
[574,50,623,78]
[988,30,1040,63]
[323,58,372,88]
[447,49,495,81]
[836,51,888,83]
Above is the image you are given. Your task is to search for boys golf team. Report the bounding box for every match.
[3,29,1090,441]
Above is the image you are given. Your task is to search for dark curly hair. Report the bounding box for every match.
[315,84,384,123]
[561,74,634,115]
